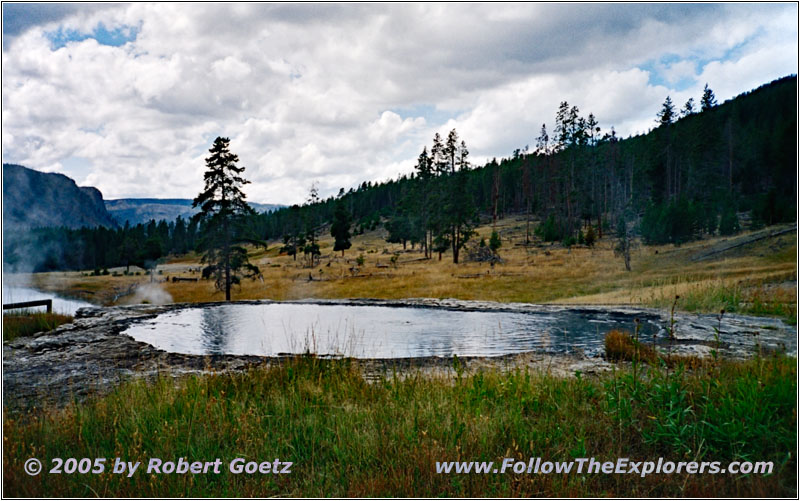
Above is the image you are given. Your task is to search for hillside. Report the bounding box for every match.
[254,75,797,251]
[105,198,283,226]
[2,164,117,230]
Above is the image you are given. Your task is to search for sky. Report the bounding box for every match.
[2,3,797,205]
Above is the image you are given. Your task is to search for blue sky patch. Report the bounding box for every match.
[639,54,700,92]
[47,23,138,50]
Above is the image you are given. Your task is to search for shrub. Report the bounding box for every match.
[604,330,657,363]
[489,231,501,253]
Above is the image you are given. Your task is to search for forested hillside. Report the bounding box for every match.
[4,75,795,272]
[255,75,796,257]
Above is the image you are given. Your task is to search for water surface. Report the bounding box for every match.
[2,286,94,315]
[123,302,663,359]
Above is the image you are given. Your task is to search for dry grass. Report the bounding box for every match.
[603,329,658,363]
[20,218,796,320]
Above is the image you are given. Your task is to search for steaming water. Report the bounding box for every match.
[123,303,665,359]
[2,286,94,315]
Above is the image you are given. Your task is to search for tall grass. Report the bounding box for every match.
[2,312,73,342]
[647,280,796,324]
[4,355,795,497]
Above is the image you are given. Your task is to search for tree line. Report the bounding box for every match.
[4,216,201,273]
[256,75,795,262]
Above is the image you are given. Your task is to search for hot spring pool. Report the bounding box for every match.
[122,302,665,359]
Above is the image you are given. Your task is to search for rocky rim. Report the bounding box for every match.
[3,298,795,410]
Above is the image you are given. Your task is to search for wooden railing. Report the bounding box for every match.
[3,299,53,313]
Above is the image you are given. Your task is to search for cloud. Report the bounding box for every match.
[2,3,796,204]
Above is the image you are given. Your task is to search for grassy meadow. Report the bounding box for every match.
[3,354,795,497]
[21,217,797,322]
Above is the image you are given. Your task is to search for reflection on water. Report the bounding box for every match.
[2,286,94,315]
[123,303,664,359]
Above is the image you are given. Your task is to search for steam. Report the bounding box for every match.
[128,283,173,305]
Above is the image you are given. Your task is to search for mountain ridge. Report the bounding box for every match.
[105,198,284,226]
[2,163,118,230]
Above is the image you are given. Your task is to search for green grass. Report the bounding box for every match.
[4,355,795,497]
[2,312,74,342]
[647,280,796,324]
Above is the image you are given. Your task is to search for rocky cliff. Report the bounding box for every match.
[2,163,117,229]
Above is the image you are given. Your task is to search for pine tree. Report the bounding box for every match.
[554,101,571,151]
[330,199,352,256]
[414,147,432,179]
[445,128,459,174]
[412,146,433,257]
[446,171,477,263]
[585,113,600,147]
[303,184,322,267]
[681,98,695,117]
[458,140,470,171]
[489,230,501,253]
[700,83,717,111]
[658,96,676,125]
[430,132,447,176]
[172,216,188,254]
[535,123,549,155]
[192,136,260,301]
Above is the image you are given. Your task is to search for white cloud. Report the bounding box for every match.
[1,3,796,204]
[211,56,252,80]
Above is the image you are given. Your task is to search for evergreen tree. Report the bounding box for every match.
[172,216,188,254]
[458,140,470,171]
[719,205,740,236]
[414,147,432,179]
[385,213,412,249]
[412,148,433,256]
[430,132,447,175]
[586,113,600,146]
[535,123,549,155]
[701,83,717,111]
[303,183,322,266]
[489,230,501,253]
[192,136,260,301]
[658,96,676,125]
[554,101,571,151]
[445,171,477,263]
[681,98,695,117]
[330,199,352,256]
[445,128,460,174]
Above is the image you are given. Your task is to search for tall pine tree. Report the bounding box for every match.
[192,136,260,301]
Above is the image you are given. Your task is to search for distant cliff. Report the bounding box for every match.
[2,163,118,230]
[105,198,283,226]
